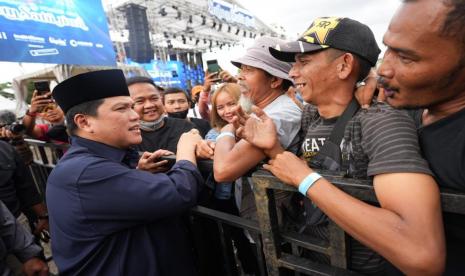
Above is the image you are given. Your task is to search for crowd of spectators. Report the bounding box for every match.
[1,0,465,275]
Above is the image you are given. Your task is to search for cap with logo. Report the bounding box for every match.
[269,17,380,66]
[53,69,130,113]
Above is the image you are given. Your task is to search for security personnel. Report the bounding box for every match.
[47,70,203,275]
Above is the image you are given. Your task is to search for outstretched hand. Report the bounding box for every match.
[233,105,279,150]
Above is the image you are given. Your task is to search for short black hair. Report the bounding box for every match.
[65,99,104,135]
[326,48,372,82]
[162,87,191,104]
[442,0,465,45]
[403,0,465,45]
[126,76,164,91]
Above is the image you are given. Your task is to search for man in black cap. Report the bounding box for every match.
[47,69,203,275]
[235,17,445,274]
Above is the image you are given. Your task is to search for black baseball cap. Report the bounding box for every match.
[269,17,380,66]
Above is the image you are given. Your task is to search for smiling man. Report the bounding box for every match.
[127,76,195,153]
[235,17,445,274]
[46,70,203,275]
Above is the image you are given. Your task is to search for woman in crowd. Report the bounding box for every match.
[196,83,260,275]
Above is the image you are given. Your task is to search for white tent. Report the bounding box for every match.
[0,95,16,111]
[12,64,149,115]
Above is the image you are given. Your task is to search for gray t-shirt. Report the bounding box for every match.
[238,94,302,221]
[264,94,302,154]
[299,102,432,274]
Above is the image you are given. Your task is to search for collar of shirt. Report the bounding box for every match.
[70,136,137,166]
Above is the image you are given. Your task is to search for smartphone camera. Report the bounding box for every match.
[206,60,222,83]
[33,81,50,96]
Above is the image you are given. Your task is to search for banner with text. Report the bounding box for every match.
[0,0,115,66]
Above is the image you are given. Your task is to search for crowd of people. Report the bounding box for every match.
[0,0,464,275]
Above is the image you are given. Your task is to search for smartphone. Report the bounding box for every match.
[206,60,222,82]
[34,81,50,95]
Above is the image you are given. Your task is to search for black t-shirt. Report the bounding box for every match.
[413,107,465,274]
[136,117,194,153]
[190,117,211,138]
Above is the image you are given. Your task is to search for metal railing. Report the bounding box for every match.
[24,139,465,276]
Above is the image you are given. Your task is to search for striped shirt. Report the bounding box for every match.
[299,102,432,274]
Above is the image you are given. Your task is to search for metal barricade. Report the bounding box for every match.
[24,140,465,276]
[251,169,465,275]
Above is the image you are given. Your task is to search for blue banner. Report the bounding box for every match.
[127,59,205,91]
[0,0,115,66]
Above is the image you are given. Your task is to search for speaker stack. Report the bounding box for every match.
[124,4,153,63]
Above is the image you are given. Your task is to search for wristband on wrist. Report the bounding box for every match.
[298,172,322,196]
[26,110,37,117]
[216,131,235,142]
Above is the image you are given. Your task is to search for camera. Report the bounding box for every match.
[5,122,26,135]
[0,110,26,135]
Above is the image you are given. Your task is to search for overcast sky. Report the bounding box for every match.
[0,0,401,84]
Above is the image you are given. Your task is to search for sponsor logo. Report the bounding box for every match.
[13,34,45,43]
[29,48,59,57]
[49,37,66,46]
[70,39,93,47]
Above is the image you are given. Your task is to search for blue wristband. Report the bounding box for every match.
[216,131,235,142]
[298,172,322,196]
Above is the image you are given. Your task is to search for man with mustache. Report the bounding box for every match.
[375,0,465,274]
[208,37,302,233]
[46,70,203,275]
[213,36,302,182]
[234,16,445,275]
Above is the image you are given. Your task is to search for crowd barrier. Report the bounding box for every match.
[24,139,465,276]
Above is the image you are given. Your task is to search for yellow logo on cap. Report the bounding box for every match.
[301,17,342,44]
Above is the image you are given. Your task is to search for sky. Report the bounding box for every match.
[0,0,401,85]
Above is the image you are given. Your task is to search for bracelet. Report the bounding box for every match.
[216,131,235,142]
[298,172,322,196]
[26,110,37,117]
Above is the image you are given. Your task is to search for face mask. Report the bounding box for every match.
[139,115,166,131]
[167,110,189,119]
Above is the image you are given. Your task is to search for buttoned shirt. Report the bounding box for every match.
[46,136,202,276]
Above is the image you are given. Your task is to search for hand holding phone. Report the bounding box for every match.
[33,81,50,96]
[207,60,222,83]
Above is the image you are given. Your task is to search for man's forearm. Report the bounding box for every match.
[22,112,36,137]
[198,91,210,121]
[304,176,444,275]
